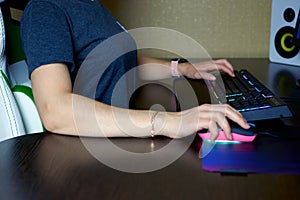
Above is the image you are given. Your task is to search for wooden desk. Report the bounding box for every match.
[0,59,299,200]
[0,134,300,200]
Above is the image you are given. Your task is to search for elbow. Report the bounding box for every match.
[39,103,59,133]
[38,102,69,134]
[41,115,58,133]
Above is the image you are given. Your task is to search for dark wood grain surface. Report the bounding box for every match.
[0,59,300,200]
[1,133,300,200]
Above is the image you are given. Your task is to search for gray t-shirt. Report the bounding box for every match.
[21,0,137,107]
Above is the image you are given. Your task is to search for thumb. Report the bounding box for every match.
[197,71,216,80]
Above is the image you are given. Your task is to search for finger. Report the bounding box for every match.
[196,107,226,131]
[200,104,242,119]
[222,105,250,129]
[205,110,232,140]
[193,62,234,78]
[213,59,235,77]
[214,59,234,71]
[194,71,216,80]
[199,104,249,129]
[194,108,233,141]
[208,121,219,142]
[184,65,215,80]
[213,63,235,77]
[199,104,237,114]
[193,62,218,72]
[216,117,232,140]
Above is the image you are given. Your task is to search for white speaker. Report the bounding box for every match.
[269,0,300,66]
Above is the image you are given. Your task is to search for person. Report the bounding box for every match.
[20,0,250,141]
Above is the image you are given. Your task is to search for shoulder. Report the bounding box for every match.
[24,0,97,12]
[21,0,80,29]
[26,0,71,8]
[22,0,100,23]
[23,0,68,16]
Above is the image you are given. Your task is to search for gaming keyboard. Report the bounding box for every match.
[205,69,293,121]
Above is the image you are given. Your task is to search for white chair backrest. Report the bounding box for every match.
[0,7,25,142]
[0,4,44,142]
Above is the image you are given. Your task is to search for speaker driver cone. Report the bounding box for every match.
[275,26,299,58]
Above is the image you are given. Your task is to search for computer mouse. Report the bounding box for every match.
[231,123,257,136]
[198,123,257,143]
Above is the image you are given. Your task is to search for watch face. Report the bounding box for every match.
[171,58,188,63]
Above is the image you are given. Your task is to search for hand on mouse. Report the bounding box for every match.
[164,104,250,140]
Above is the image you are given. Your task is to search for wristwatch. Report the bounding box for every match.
[171,58,188,77]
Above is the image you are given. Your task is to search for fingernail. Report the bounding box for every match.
[210,75,216,80]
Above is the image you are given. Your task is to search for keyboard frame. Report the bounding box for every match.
[173,69,293,122]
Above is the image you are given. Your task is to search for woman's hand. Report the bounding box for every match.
[163,104,250,141]
[178,59,235,80]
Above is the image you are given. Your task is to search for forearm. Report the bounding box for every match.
[30,63,177,138]
[38,88,249,140]
[42,92,173,138]
[137,56,235,81]
[137,55,173,80]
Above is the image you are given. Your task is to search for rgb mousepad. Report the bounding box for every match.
[200,136,300,174]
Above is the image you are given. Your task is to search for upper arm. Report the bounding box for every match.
[21,2,74,75]
[30,63,73,131]
[31,62,72,99]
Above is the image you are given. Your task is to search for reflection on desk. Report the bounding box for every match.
[201,135,300,174]
[268,62,300,99]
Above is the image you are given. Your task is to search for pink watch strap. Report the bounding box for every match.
[171,60,180,77]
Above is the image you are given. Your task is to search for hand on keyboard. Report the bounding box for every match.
[177,59,235,80]
[205,69,293,121]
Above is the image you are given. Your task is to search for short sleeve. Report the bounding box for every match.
[20,1,74,76]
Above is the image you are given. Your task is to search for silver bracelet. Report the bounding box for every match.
[150,111,159,137]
